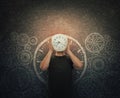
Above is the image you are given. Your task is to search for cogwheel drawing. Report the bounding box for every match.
[85,33,105,53]
[88,55,108,72]
[24,44,32,51]
[17,50,32,65]
[17,33,29,46]
[29,36,38,45]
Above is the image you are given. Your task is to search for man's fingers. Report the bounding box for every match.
[68,39,72,46]
[70,40,72,45]
[47,37,52,44]
[47,40,49,44]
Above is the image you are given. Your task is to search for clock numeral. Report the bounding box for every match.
[37,60,41,63]
[38,49,43,53]
[77,49,81,53]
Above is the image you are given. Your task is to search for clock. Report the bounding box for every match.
[51,34,68,52]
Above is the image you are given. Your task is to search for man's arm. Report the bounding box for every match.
[66,40,83,70]
[40,40,53,71]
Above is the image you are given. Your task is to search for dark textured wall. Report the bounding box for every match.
[0,0,120,98]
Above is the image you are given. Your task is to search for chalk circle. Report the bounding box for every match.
[24,44,32,51]
[33,34,87,85]
[17,33,29,46]
[104,34,112,45]
[10,32,18,42]
[29,36,38,45]
[92,58,105,71]
[17,50,32,65]
[89,56,108,72]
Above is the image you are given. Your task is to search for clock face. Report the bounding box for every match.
[52,34,68,52]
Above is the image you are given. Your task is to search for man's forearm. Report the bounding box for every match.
[40,50,53,71]
[68,50,83,69]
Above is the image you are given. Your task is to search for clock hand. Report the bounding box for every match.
[58,41,60,44]
[55,41,60,47]
[59,42,65,46]
[56,41,60,45]
[56,41,65,46]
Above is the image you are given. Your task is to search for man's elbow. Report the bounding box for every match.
[40,64,48,71]
[40,66,48,71]
[75,62,83,70]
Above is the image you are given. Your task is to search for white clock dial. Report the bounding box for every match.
[52,34,68,52]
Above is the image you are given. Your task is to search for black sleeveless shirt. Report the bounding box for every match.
[48,55,73,98]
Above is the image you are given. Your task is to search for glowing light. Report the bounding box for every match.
[23,8,102,45]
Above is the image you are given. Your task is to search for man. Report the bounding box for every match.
[40,38,83,98]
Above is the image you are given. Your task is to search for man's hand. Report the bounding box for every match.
[66,39,83,70]
[40,38,53,71]
[66,39,72,55]
[48,38,54,53]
